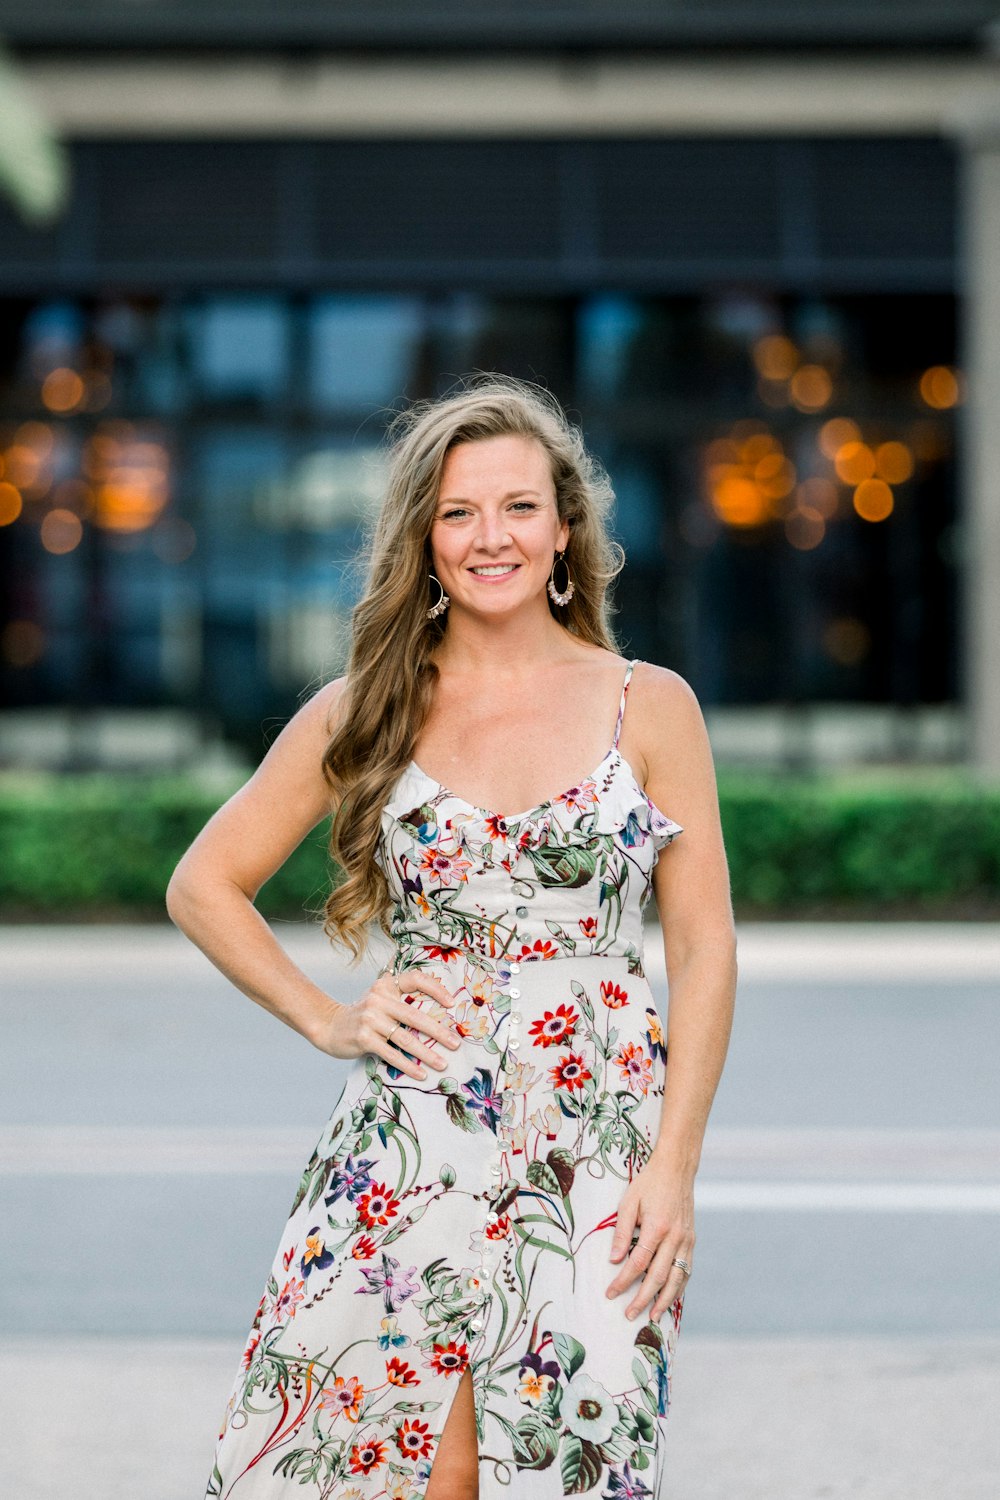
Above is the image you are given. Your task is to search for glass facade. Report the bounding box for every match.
[0,288,960,752]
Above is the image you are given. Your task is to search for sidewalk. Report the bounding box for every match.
[3,1336,997,1499]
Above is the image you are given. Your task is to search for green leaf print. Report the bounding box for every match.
[634,1407,656,1441]
[526,1158,562,1194]
[551,1331,586,1380]
[546,1147,576,1196]
[524,843,598,889]
[559,1432,604,1494]
[439,1162,456,1187]
[445,1094,482,1133]
[511,1410,560,1470]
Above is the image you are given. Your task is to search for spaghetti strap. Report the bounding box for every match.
[613,657,640,748]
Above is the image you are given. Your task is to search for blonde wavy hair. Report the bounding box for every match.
[321,374,624,960]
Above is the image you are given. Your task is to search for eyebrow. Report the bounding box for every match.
[437,489,543,504]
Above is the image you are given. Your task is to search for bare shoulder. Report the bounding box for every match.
[624,661,710,785]
[253,674,349,787]
[298,675,350,741]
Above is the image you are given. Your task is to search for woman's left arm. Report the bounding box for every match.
[606,663,738,1319]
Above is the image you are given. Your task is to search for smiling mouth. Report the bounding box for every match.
[468,564,521,576]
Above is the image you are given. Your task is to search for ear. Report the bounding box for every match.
[556,514,571,553]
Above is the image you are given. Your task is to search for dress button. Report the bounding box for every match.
[509,963,521,974]
[508,1038,521,1051]
[470,1316,484,1332]
[490,1161,502,1175]
[510,1011,522,1024]
[516,907,528,919]
[509,988,520,1000]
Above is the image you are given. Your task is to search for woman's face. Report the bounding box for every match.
[428,434,569,622]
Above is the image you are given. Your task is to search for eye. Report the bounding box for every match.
[509,501,538,512]
[439,507,470,521]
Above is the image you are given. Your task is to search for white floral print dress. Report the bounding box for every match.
[208,658,685,1500]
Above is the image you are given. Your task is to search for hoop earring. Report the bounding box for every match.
[547,550,574,607]
[426,573,451,621]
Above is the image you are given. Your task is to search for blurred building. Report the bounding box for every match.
[0,3,998,770]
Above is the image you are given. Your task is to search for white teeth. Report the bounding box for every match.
[470,565,518,576]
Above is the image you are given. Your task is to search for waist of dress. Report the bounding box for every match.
[388,938,648,981]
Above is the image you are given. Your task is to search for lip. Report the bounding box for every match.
[466,563,522,582]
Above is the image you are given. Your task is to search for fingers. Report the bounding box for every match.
[393,968,457,1009]
[364,969,462,1080]
[607,1226,694,1321]
[609,1199,638,1265]
[625,1245,686,1322]
[384,970,462,1052]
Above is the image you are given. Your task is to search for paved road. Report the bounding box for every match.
[2,922,998,1497]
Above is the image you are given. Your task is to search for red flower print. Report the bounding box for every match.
[529,1003,579,1048]
[349,1438,389,1474]
[614,1042,653,1095]
[422,945,462,963]
[394,1418,435,1460]
[556,780,598,813]
[600,980,629,1009]
[352,1234,377,1260]
[386,1357,420,1387]
[272,1278,305,1323]
[515,939,559,962]
[550,1052,592,1091]
[485,1214,511,1240]
[319,1373,365,1423]
[484,814,508,841]
[418,844,472,888]
[579,916,598,938]
[428,1341,469,1378]
[282,1245,296,1271]
[357,1183,401,1228]
[241,1330,261,1371]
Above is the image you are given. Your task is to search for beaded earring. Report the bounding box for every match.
[426,573,451,621]
[546,550,574,607]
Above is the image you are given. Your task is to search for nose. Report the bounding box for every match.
[473,515,514,553]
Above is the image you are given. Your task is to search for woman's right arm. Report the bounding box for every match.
[165,679,459,1076]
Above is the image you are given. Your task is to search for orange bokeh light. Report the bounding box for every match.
[834,441,877,486]
[0,482,23,526]
[874,441,914,484]
[818,417,861,459]
[41,367,86,413]
[797,476,839,519]
[853,479,894,521]
[785,506,825,550]
[752,334,799,381]
[919,365,963,409]
[3,444,42,490]
[712,473,768,527]
[40,507,84,554]
[789,364,833,412]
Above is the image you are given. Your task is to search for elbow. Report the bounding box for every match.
[165,860,196,931]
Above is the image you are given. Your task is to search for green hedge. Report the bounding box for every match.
[1,769,999,920]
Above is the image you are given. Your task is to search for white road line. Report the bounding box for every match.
[1,1128,1000,1211]
[4,921,1000,983]
[696,1182,1000,1211]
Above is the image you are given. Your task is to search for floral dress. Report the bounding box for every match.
[208,659,686,1500]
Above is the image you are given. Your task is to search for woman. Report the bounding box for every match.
[167,375,737,1500]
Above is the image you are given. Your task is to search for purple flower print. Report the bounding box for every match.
[460,1067,503,1132]
[325,1152,377,1206]
[603,1460,653,1499]
[355,1252,420,1313]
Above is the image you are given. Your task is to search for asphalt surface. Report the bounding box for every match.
[2,921,998,1497]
